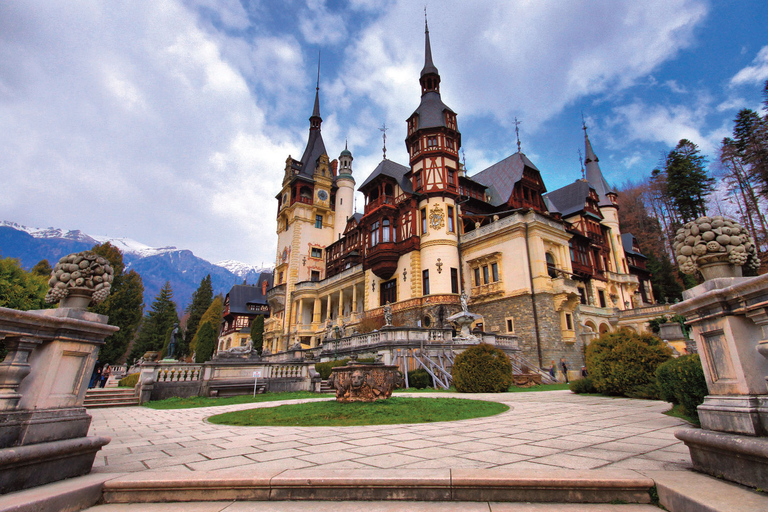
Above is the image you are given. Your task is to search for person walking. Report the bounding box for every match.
[99,364,111,388]
[560,358,569,383]
[549,360,557,380]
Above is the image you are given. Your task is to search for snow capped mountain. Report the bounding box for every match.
[214,259,271,278]
[0,220,271,309]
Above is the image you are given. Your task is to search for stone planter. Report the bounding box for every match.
[328,363,402,402]
[698,261,742,280]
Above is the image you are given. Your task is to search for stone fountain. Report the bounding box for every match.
[446,291,483,343]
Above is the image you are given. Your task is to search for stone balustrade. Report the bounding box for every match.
[155,364,202,382]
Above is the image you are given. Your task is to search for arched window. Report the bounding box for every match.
[546,253,557,278]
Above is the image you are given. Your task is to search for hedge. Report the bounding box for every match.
[407,369,432,389]
[656,354,708,417]
[118,373,140,388]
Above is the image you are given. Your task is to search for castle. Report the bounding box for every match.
[262,22,658,372]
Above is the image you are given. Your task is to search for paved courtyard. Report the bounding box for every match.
[88,390,692,476]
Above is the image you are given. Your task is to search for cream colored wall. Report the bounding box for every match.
[334,176,355,239]
[418,197,460,295]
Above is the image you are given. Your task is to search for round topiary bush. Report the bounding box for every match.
[452,343,513,393]
[408,369,432,389]
[569,377,596,394]
[656,354,708,418]
[586,329,673,398]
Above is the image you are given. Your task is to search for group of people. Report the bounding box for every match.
[549,358,586,383]
[89,362,111,388]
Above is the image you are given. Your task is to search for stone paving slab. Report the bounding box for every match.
[88,391,693,475]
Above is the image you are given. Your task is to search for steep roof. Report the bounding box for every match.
[225,273,274,315]
[584,128,615,207]
[544,180,592,218]
[411,92,454,130]
[470,152,539,206]
[358,159,413,194]
[621,233,646,257]
[298,126,327,178]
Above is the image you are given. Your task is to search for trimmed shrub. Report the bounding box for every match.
[569,377,596,394]
[586,329,673,398]
[119,373,140,388]
[656,354,708,417]
[315,358,376,380]
[315,360,349,380]
[408,369,432,389]
[452,343,513,393]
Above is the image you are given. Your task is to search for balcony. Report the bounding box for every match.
[266,284,286,311]
[366,242,399,280]
[364,196,396,214]
[605,272,639,285]
[618,303,671,319]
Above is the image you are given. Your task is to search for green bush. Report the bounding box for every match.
[119,373,140,388]
[569,377,596,394]
[586,329,672,398]
[452,343,513,393]
[315,358,375,380]
[408,369,432,389]
[656,354,708,418]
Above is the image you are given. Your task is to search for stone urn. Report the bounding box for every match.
[328,360,403,402]
[673,216,760,280]
[45,251,114,309]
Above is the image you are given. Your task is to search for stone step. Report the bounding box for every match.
[83,501,661,511]
[100,469,656,505]
[84,389,139,408]
[83,400,139,408]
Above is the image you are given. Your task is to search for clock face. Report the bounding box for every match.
[317,190,328,201]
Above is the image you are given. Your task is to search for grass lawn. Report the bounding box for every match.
[207,396,508,427]
[663,404,700,427]
[143,391,331,410]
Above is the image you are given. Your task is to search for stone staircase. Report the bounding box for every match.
[319,379,334,393]
[83,388,139,408]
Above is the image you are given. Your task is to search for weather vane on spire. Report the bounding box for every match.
[462,148,466,169]
[579,149,585,180]
[424,6,428,29]
[316,50,321,91]
[379,123,387,159]
[581,111,587,133]
[514,117,522,153]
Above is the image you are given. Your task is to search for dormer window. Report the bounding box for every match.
[427,136,437,148]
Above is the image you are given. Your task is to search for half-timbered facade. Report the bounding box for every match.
[262,21,659,371]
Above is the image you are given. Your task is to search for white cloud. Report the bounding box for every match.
[731,46,768,85]
[299,0,344,45]
[0,0,290,265]
[338,0,708,132]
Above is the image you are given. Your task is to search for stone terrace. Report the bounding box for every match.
[88,390,691,474]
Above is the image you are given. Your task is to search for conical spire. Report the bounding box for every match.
[582,121,615,207]
[421,13,438,78]
[309,53,322,130]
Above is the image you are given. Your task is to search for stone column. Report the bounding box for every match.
[296,299,304,327]
[0,336,41,411]
[352,285,357,313]
[327,294,332,322]
[338,289,344,319]
[312,298,321,324]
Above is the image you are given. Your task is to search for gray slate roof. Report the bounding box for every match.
[225,273,274,316]
[411,92,454,130]
[621,233,646,257]
[584,132,615,207]
[358,159,413,194]
[470,152,539,206]
[544,180,592,218]
[298,129,326,178]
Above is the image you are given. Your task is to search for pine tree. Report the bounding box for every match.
[30,259,53,277]
[129,281,178,363]
[250,315,265,354]
[89,243,145,364]
[732,108,768,198]
[664,139,714,223]
[182,274,213,357]
[194,322,218,364]
[191,296,223,362]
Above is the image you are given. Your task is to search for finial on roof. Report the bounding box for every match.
[310,50,321,123]
[462,148,466,168]
[514,117,522,153]
[379,123,388,160]
[579,149,585,180]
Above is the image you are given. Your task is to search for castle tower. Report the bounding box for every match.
[406,18,462,296]
[583,124,631,295]
[334,142,355,239]
[269,80,336,351]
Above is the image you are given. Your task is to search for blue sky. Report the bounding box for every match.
[1,0,767,268]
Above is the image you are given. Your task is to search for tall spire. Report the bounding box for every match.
[310,51,321,130]
[582,118,616,206]
[421,8,438,78]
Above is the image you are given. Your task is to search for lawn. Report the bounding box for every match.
[206,396,509,427]
[143,391,330,410]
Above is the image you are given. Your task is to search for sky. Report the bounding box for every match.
[1,0,767,268]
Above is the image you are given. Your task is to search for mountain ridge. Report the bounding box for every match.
[0,221,272,310]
